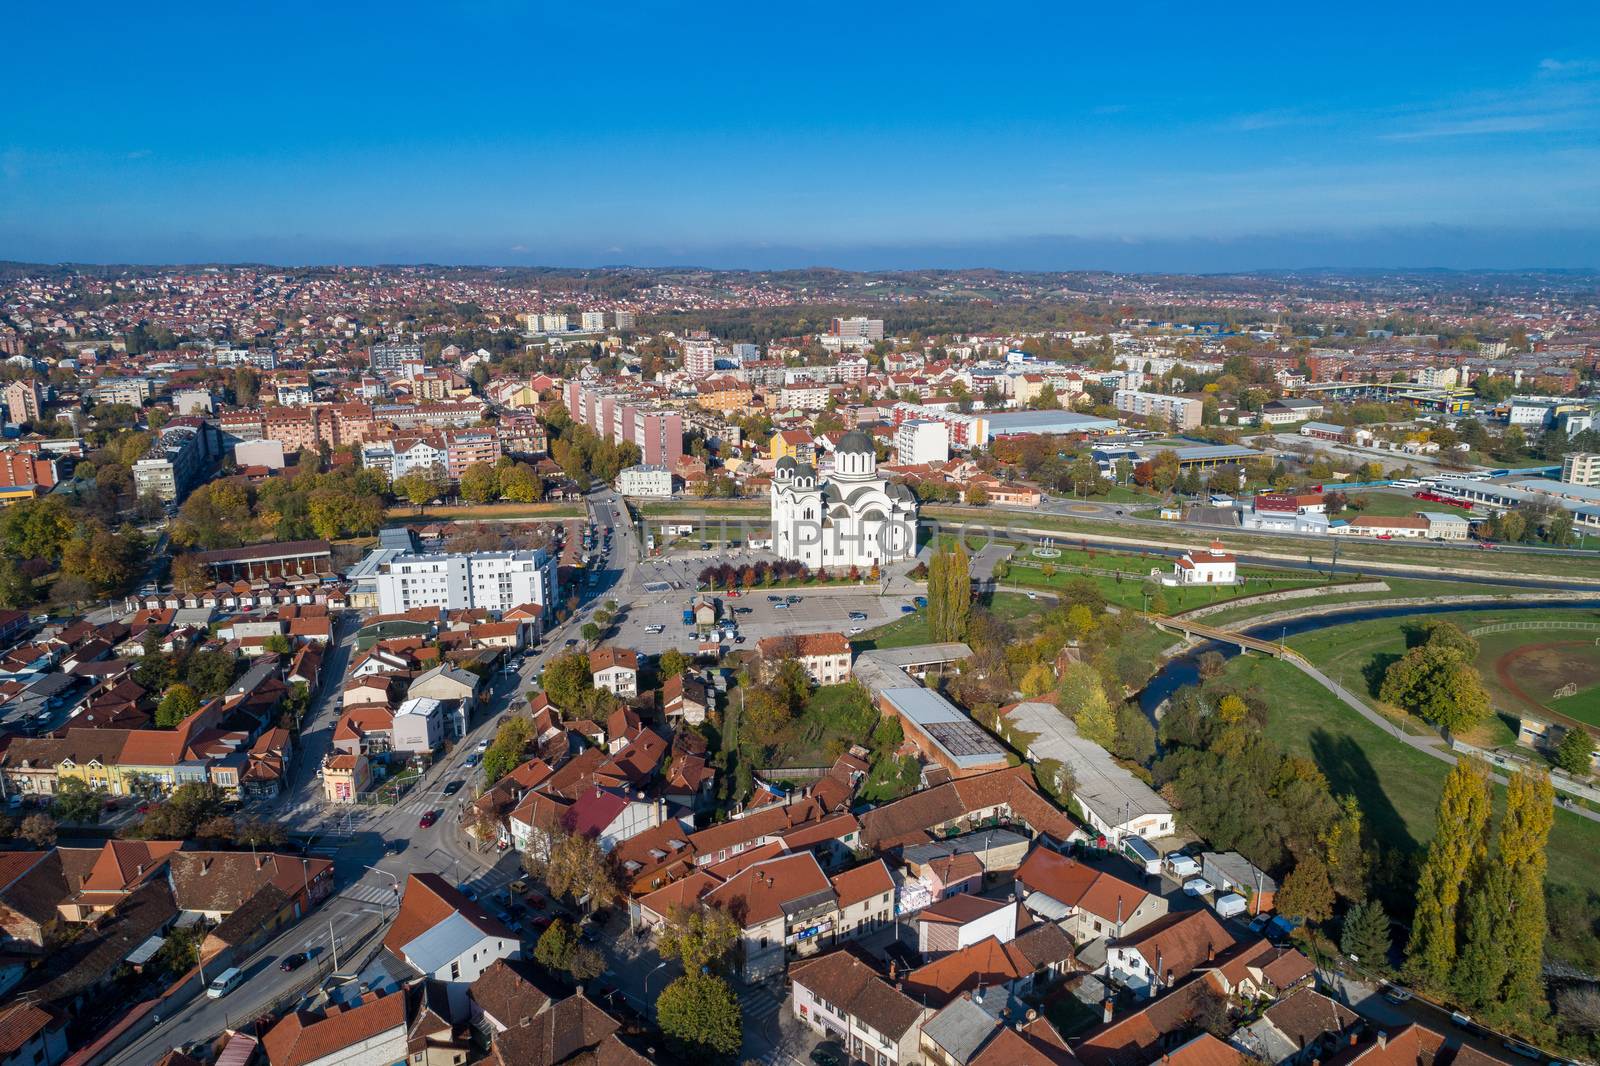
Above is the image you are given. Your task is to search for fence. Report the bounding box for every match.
[1467,620,1600,637]
[1448,737,1600,806]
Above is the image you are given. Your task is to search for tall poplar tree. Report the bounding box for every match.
[1404,757,1491,990]
[927,541,972,643]
[1495,768,1554,1027]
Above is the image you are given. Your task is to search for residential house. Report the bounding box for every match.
[789,950,930,1066]
[385,874,520,1019]
[757,632,852,686]
[1014,846,1167,944]
[662,672,712,725]
[393,697,447,755]
[917,894,1017,959]
[830,859,895,944]
[1103,909,1236,997]
[1231,987,1359,1066]
[0,1001,67,1066]
[704,852,837,982]
[901,924,1076,1008]
[590,647,639,699]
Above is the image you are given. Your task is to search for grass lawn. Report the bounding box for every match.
[1285,608,1600,748]
[1288,607,1600,742]
[1553,686,1600,728]
[920,506,1595,582]
[1195,577,1539,629]
[1473,628,1600,727]
[769,683,878,768]
[1219,653,1600,896]
[1332,492,1430,518]
[853,591,1044,652]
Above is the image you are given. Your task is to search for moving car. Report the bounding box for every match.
[280,951,309,972]
[206,967,245,999]
[419,810,439,828]
[476,738,491,751]
[442,780,463,796]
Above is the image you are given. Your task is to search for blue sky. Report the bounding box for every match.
[4,2,1599,270]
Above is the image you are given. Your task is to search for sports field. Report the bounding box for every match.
[1477,630,1600,728]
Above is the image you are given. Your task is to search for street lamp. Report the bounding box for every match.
[644,960,669,1005]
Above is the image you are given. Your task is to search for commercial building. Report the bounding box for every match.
[896,419,950,465]
[983,410,1119,440]
[878,687,1010,780]
[1113,389,1202,430]
[375,549,558,618]
[1563,452,1600,486]
[193,539,335,583]
[617,463,673,497]
[1258,398,1325,425]
[1002,701,1174,842]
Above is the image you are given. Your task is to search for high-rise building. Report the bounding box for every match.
[613,311,636,331]
[895,419,949,465]
[539,313,569,333]
[370,343,422,371]
[4,379,44,423]
[1562,452,1600,487]
[375,550,558,618]
[683,339,717,376]
[828,316,885,344]
[580,312,606,332]
[1113,389,1202,430]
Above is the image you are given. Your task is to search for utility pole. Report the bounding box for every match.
[330,919,339,972]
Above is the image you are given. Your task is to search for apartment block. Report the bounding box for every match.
[375,550,558,618]
[1113,389,1202,430]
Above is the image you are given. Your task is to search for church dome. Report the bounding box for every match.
[775,455,797,473]
[836,429,874,455]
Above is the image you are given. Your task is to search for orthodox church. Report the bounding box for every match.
[770,429,919,569]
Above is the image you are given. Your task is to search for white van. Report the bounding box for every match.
[1166,853,1201,878]
[1214,893,1248,919]
[206,967,245,999]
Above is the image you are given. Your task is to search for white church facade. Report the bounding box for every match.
[770,429,919,570]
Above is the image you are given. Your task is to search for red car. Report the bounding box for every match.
[419,810,438,828]
[530,915,553,931]
[1478,541,1496,550]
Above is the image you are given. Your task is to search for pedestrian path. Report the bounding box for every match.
[738,983,783,1034]
[341,882,401,907]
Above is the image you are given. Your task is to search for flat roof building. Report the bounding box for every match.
[879,687,1010,779]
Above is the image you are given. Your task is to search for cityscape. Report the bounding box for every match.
[1,6,1599,1066]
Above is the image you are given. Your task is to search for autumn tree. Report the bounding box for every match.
[927,541,971,643]
[1405,757,1492,990]
[156,683,202,728]
[542,830,622,913]
[1277,855,1335,923]
[1556,728,1595,776]
[171,553,210,596]
[20,813,57,847]
[657,904,741,972]
[656,973,743,1059]
[459,462,501,504]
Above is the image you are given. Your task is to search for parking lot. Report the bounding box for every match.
[612,583,917,656]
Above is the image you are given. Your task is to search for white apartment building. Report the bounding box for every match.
[614,311,636,330]
[1114,389,1202,429]
[617,463,673,497]
[895,419,949,465]
[376,550,557,618]
[1562,452,1599,487]
[538,313,569,333]
[580,311,606,331]
[829,316,885,346]
[683,339,718,376]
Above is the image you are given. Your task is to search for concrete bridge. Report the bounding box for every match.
[1147,613,1294,657]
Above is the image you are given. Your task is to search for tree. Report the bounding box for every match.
[1405,757,1492,991]
[171,553,210,596]
[657,904,741,972]
[394,469,444,511]
[1020,662,1055,698]
[1379,643,1490,735]
[19,813,57,847]
[927,542,971,643]
[184,648,236,696]
[1277,855,1335,923]
[659,648,691,679]
[1341,901,1392,970]
[1556,727,1596,776]
[0,558,35,609]
[459,462,500,504]
[656,973,743,1059]
[263,633,292,655]
[500,463,540,503]
[544,830,622,913]
[965,484,990,506]
[482,715,534,785]
[51,777,105,824]
[1073,687,1119,749]
[533,917,576,972]
[1112,702,1157,765]
[541,651,592,710]
[1492,768,1554,1026]
[156,683,201,728]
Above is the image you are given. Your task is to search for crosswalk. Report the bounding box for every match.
[739,983,784,1032]
[342,882,401,907]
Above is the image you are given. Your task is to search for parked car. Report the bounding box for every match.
[1381,984,1413,1005]
[419,810,438,828]
[900,604,915,613]
[848,611,867,621]
[1182,877,1214,896]
[810,1043,847,1066]
[766,595,782,602]
[848,626,864,636]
